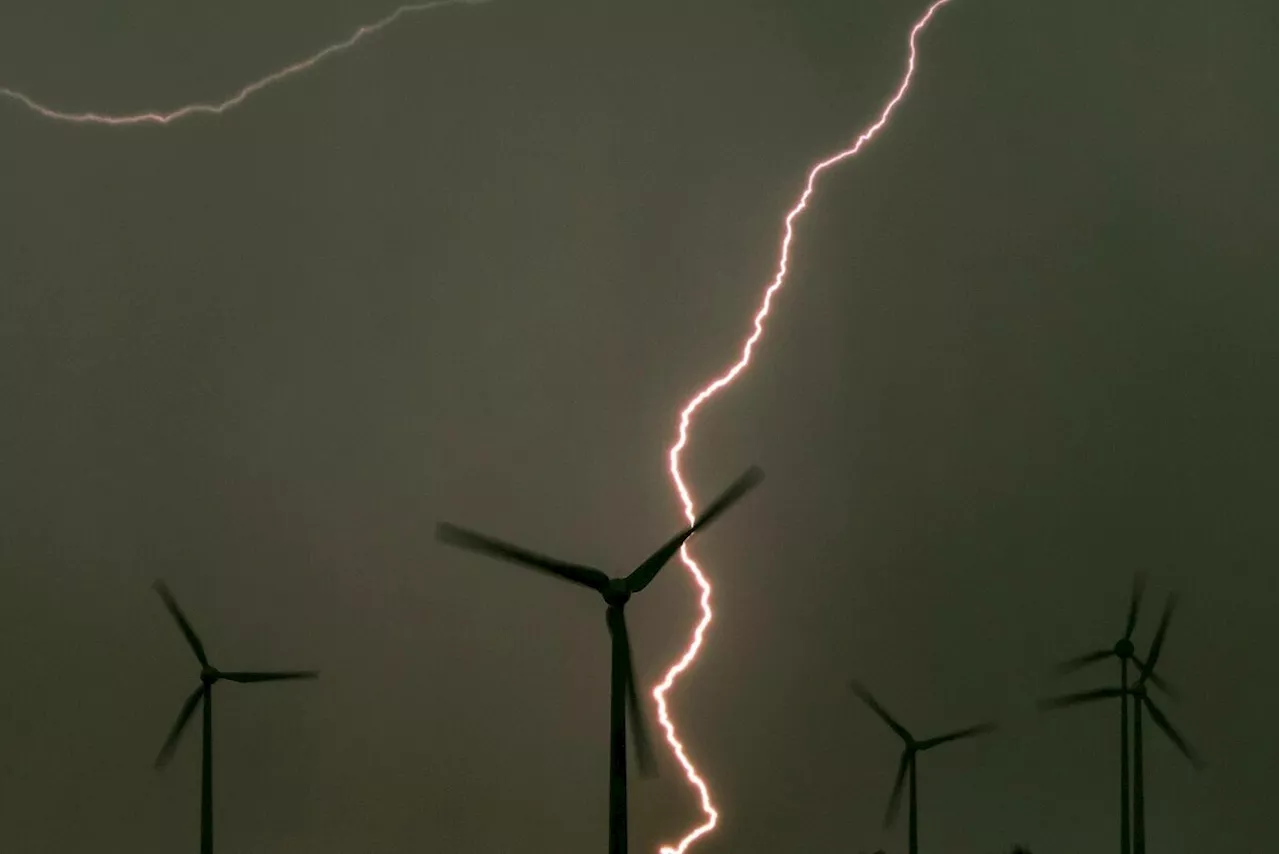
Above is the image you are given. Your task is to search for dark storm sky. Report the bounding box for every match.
[0,0,1272,852]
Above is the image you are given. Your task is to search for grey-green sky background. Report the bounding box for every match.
[0,0,1273,851]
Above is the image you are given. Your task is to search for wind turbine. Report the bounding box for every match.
[1127,596,1202,854]
[849,681,997,854]
[152,581,319,854]
[1047,574,1173,854]
[1042,593,1201,854]
[436,466,764,854]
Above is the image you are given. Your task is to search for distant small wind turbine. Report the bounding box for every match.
[152,581,319,854]
[1042,594,1201,854]
[1045,573,1174,854]
[849,681,997,854]
[436,466,764,854]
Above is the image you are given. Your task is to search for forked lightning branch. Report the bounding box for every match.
[0,2,956,852]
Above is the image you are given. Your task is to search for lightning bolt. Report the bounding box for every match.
[0,0,489,125]
[651,2,954,852]
[3,0,954,849]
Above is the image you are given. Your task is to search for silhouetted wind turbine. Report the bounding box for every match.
[437,466,764,854]
[1047,574,1173,854]
[849,681,997,854]
[1129,596,1202,854]
[152,581,319,854]
[1042,593,1201,854]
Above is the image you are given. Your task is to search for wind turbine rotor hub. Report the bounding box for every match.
[603,578,631,608]
[200,666,218,684]
[1115,638,1135,658]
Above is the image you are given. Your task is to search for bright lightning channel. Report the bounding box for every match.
[651,2,955,852]
[0,0,489,125]
[2,0,953,848]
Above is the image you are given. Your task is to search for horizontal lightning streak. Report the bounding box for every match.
[0,0,489,125]
[651,2,955,853]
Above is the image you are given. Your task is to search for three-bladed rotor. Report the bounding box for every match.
[436,465,764,774]
[1041,593,1200,768]
[152,581,319,768]
[1052,574,1175,697]
[849,680,997,828]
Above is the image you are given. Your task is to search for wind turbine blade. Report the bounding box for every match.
[1131,656,1178,699]
[153,581,209,667]
[155,685,204,768]
[882,751,910,828]
[849,681,911,742]
[1142,695,1203,769]
[219,670,319,683]
[610,609,657,777]
[1053,649,1112,674]
[625,466,764,594]
[1038,687,1124,710]
[1139,594,1178,683]
[1124,573,1147,640]
[436,523,609,592]
[918,722,997,751]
